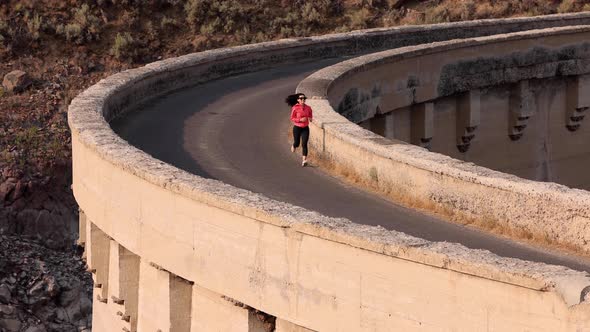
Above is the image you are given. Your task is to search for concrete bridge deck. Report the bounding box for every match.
[113,58,590,272]
[70,13,590,332]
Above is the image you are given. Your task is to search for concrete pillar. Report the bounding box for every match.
[137,261,193,332]
[509,81,534,140]
[170,275,193,332]
[370,113,386,137]
[411,102,434,149]
[190,284,265,332]
[86,240,130,332]
[137,261,171,331]
[359,119,371,131]
[78,209,86,249]
[566,75,590,131]
[383,111,395,139]
[108,241,121,302]
[108,242,140,332]
[89,223,110,302]
[456,90,480,152]
[275,319,317,332]
[85,217,92,261]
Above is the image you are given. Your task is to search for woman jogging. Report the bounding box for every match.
[286,93,313,166]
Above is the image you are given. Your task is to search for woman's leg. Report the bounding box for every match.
[292,126,302,151]
[301,127,310,164]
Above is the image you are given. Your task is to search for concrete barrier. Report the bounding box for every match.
[69,14,590,332]
[298,26,590,256]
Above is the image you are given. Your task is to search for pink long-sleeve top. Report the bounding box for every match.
[290,104,313,128]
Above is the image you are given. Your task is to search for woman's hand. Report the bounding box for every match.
[300,117,307,122]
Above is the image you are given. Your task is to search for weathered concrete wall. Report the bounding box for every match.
[405,78,590,189]
[351,31,590,189]
[298,26,590,255]
[69,14,590,332]
[72,136,590,331]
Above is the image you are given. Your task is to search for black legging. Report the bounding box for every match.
[292,126,310,156]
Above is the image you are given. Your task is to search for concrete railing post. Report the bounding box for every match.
[384,111,395,139]
[170,275,193,332]
[89,223,110,303]
[370,112,386,137]
[137,261,194,332]
[108,242,140,332]
[137,261,171,331]
[78,209,87,251]
[411,102,434,149]
[456,90,481,152]
[509,80,535,140]
[566,74,590,131]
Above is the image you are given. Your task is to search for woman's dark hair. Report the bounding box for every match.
[285,93,304,107]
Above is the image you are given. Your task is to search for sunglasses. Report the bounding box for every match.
[298,96,307,100]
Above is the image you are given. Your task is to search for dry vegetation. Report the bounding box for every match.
[0,0,588,228]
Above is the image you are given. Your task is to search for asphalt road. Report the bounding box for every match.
[112,59,590,272]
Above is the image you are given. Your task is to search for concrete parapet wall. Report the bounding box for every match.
[69,14,590,331]
[298,26,590,255]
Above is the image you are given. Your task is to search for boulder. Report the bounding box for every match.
[2,70,31,93]
[0,318,21,332]
[27,275,59,306]
[0,179,16,203]
[24,325,47,332]
[0,303,15,316]
[10,180,25,201]
[0,284,11,304]
[58,288,79,307]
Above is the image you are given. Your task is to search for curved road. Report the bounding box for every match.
[112,58,590,272]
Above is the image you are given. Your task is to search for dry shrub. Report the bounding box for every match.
[474,2,511,19]
[73,4,102,40]
[399,9,425,25]
[111,32,135,60]
[348,8,372,29]
[25,13,43,41]
[558,0,577,13]
[423,4,456,24]
[354,0,388,9]
[160,16,177,29]
[185,0,245,34]
[63,24,82,43]
[0,20,7,44]
[185,0,344,41]
[459,1,476,20]
[382,8,405,26]
[423,1,480,23]
[517,0,557,16]
[56,4,102,44]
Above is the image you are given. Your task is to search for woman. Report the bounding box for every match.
[286,93,313,166]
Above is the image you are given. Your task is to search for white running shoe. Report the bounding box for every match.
[302,160,308,167]
[291,145,295,153]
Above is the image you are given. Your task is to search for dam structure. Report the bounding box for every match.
[70,13,590,332]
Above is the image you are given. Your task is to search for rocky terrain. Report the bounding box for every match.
[0,0,588,331]
[0,235,92,332]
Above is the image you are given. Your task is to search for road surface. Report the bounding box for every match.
[112,58,590,272]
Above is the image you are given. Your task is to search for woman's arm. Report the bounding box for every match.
[290,107,298,123]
